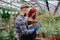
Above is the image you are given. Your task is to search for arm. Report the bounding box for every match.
[15,18,34,35]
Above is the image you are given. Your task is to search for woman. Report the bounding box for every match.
[27,7,38,40]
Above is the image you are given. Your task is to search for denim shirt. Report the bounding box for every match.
[14,15,34,37]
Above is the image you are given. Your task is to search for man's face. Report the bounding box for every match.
[21,8,28,15]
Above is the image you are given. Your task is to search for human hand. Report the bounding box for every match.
[33,23,38,26]
[28,24,33,28]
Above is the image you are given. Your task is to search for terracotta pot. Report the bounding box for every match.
[52,35,57,40]
[35,34,43,40]
[45,34,49,38]
[39,34,43,38]
[35,34,41,40]
[35,38,41,40]
[57,36,60,40]
[49,35,52,40]
[42,33,45,38]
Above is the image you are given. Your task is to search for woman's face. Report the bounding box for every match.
[31,12,36,17]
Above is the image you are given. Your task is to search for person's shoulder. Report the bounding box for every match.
[16,15,22,20]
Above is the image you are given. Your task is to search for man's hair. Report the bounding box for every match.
[20,4,29,10]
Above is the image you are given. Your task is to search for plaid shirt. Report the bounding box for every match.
[15,15,34,37]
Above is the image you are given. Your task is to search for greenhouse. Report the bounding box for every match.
[0,0,60,40]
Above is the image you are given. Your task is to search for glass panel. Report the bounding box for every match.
[2,0,10,3]
[48,1,58,6]
[48,1,58,13]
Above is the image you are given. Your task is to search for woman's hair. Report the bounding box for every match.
[28,7,37,20]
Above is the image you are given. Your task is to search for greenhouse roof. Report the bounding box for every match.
[0,0,60,14]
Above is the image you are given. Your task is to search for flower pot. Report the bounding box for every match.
[52,35,57,40]
[44,34,50,40]
[49,35,52,40]
[35,38,41,40]
[38,34,43,38]
[45,34,48,38]
[35,34,43,40]
[57,36,60,40]
[42,33,45,38]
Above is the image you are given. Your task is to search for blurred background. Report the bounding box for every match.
[0,0,60,40]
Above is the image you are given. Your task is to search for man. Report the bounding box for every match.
[15,4,38,40]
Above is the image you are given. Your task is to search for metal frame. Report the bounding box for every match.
[0,0,59,13]
[54,1,60,15]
